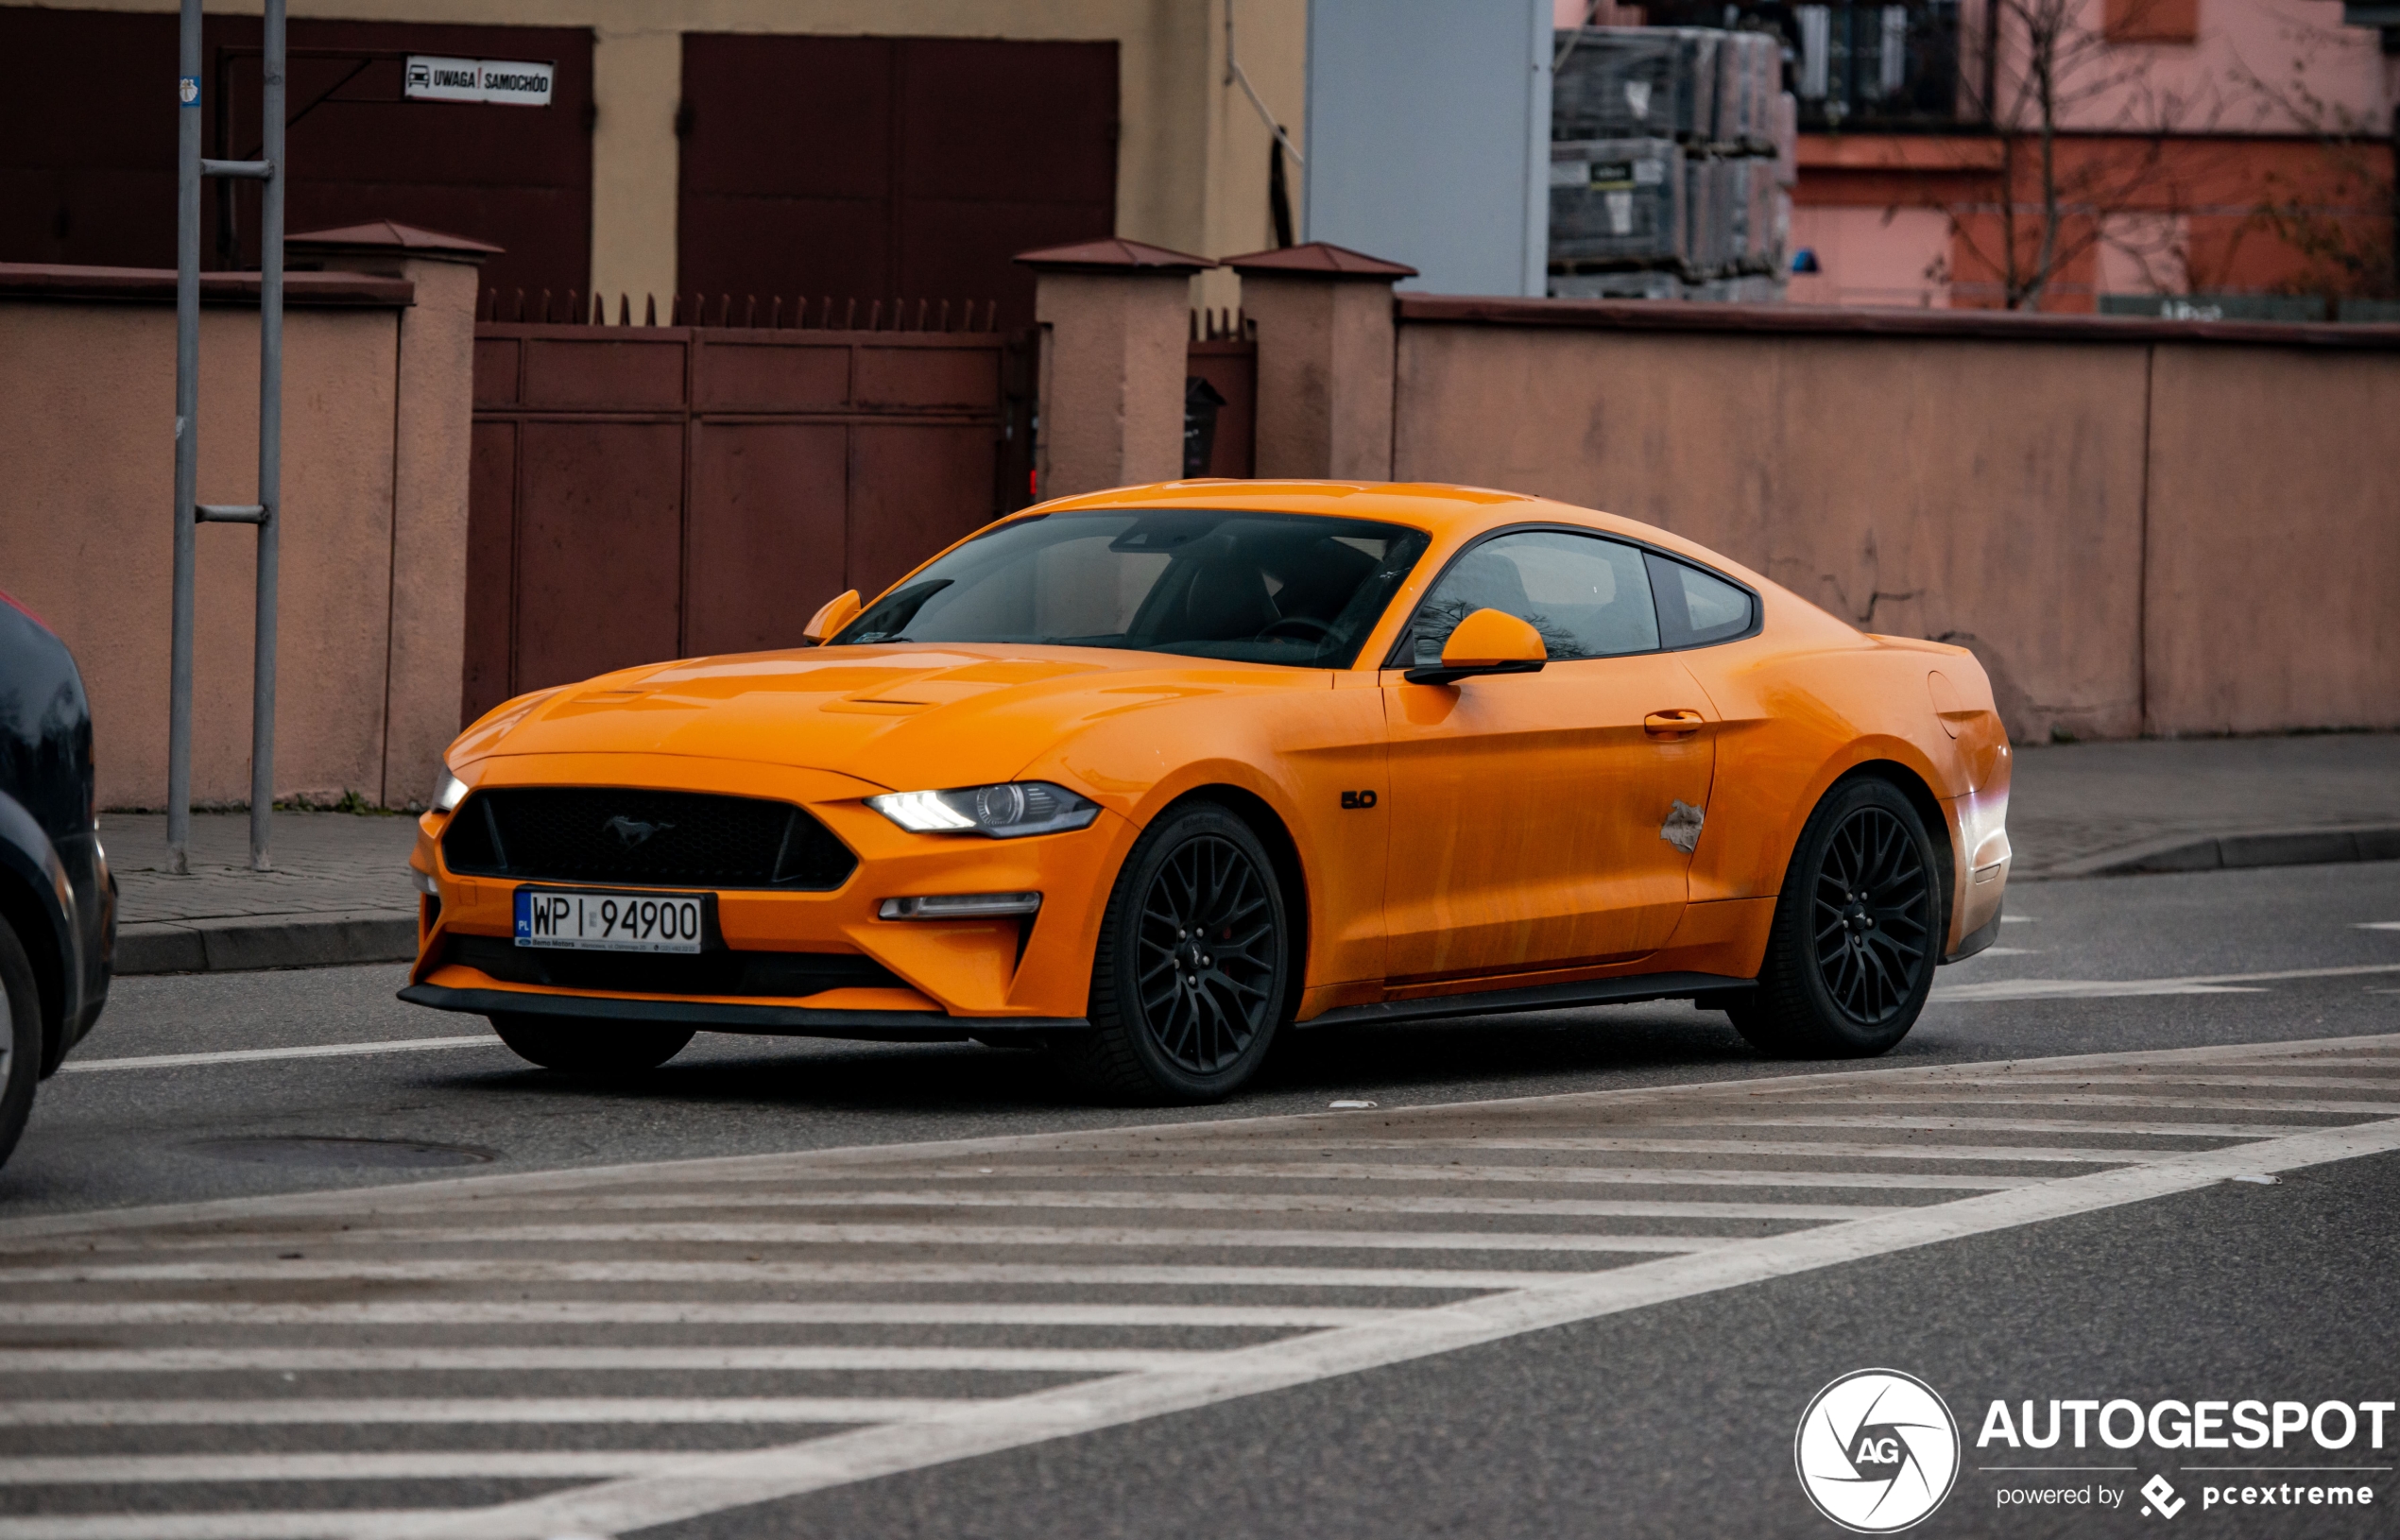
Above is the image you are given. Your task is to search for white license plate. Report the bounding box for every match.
[514,888,706,953]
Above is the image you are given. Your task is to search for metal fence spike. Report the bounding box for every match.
[645,294,658,326]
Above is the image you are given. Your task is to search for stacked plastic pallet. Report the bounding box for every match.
[1549,27,1796,302]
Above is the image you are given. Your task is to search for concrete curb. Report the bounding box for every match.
[115,911,419,976]
[2020,824,2400,881]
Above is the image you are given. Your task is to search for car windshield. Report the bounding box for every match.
[832,510,1431,669]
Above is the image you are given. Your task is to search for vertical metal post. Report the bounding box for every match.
[168,0,201,877]
[249,0,284,871]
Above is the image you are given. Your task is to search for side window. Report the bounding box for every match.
[1643,552,1756,649]
[1407,530,1659,665]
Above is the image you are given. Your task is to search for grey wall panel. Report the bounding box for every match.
[1304,0,1551,296]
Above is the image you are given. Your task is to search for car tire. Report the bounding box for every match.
[1730,777,1942,1059]
[0,921,43,1171]
[488,1014,694,1075]
[1054,802,1291,1105]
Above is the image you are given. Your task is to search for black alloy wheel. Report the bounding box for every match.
[1812,804,1933,1024]
[1056,802,1290,1104]
[1730,778,1941,1058]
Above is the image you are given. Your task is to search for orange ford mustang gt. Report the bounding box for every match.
[401,482,2011,1103]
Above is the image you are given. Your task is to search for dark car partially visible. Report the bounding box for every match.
[0,590,111,1168]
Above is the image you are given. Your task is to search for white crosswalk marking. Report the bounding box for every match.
[0,1302,1409,1329]
[0,1452,686,1485]
[0,1346,1231,1375]
[1671,1114,2316,1138]
[51,1221,1746,1256]
[0,1397,1003,1426]
[1,1032,2393,1540]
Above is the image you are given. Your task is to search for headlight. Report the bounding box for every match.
[432,768,470,813]
[865,781,1101,839]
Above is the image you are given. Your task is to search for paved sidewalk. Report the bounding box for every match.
[101,732,2400,974]
[106,810,419,976]
[2004,732,2400,879]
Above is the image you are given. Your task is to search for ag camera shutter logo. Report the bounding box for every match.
[1796,1369,1962,1532]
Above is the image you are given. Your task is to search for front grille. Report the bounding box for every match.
[442,788,855,890]
[443,934,901,998]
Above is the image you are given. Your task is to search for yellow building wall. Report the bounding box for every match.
[63,0,1307,311]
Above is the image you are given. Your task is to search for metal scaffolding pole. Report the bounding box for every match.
[168,0,284,873]
[168,0,200,877]
[249,0,284,872]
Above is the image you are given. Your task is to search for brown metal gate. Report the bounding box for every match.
[466,300,1026,725]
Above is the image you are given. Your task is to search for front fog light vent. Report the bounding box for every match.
[879,892,1043,920]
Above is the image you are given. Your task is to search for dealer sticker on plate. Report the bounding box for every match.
[514,888,705,953]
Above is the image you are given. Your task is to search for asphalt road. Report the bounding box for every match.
[0,860,2394,1539]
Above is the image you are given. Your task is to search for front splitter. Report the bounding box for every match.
[396,983,1089,1042]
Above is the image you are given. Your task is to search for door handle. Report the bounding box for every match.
[1643,710,1706,738]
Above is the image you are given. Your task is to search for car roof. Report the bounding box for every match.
[1025,480,1751,581]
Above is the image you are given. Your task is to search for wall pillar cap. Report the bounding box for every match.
[1015,238,1216,276]
[1223,242,1418,280]
[286,220,504,265]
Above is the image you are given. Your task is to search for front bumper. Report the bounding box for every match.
[404,752,1137,1033]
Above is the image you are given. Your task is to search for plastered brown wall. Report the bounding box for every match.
[0,271,498,812]
[1389,318,2396,741]
[2141,345,2400,736]
[377,257,479,813]
[1243,274,1396,480]
[1035,270,1189,498]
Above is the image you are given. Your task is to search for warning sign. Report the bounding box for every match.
[403,56,554,107]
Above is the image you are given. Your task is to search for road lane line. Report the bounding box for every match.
[386,1119,2400,1540]
[60,1037,494,1073]
[0,1346,1214,1375]
[0,1397,1007,1427]
[0,1302,1406,1329]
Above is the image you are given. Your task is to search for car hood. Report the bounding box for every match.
[454,643,1329,793]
